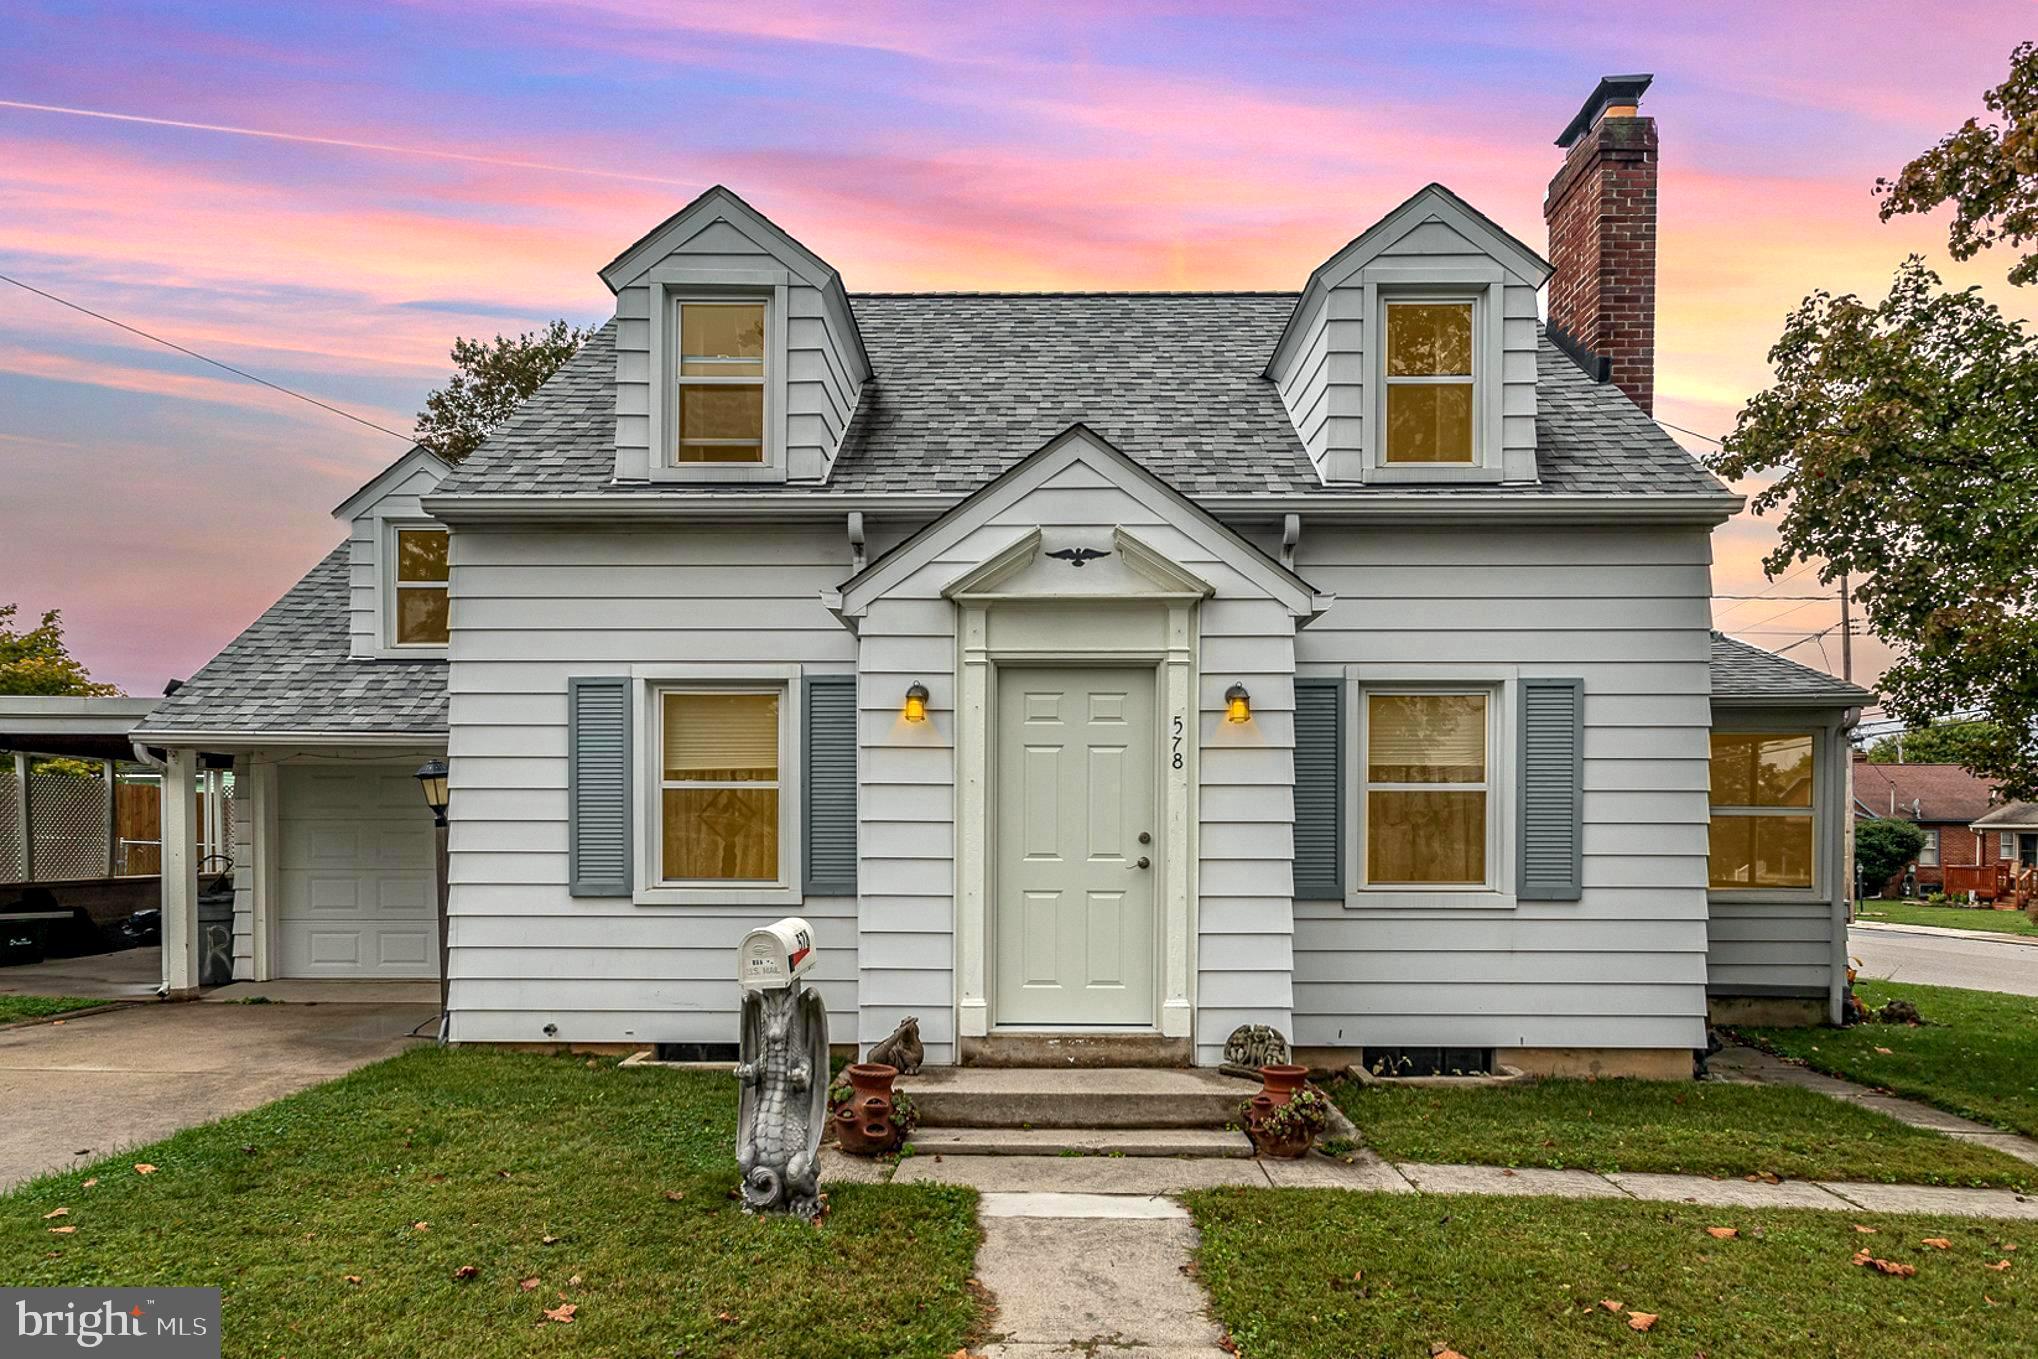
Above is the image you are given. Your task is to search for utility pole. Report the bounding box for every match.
[1839,571,1853,684]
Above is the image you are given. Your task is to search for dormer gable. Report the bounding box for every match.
[600,186,872,485]
[1266,184,1551,486]
[332,443,451,658]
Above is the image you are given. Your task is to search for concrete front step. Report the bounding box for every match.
[898,1065,1252,1130]
[906,1126,1256,1158]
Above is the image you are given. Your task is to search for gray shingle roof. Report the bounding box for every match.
[138,546,446,739]
[438,294,1731,500]
[1710,632,1874,707]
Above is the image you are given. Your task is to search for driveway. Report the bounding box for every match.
[1849,922,2038,996]
[0,945,160,1000]
[0,1001,435,1189]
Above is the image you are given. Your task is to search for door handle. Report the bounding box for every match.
[1133,855,1151,870]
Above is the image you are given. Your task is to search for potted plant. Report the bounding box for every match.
[828,1062,918,1156]
[1240,1084,1329,1159]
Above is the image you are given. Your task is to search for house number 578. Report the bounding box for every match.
[1171,715,1184,769]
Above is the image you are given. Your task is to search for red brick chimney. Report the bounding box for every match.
[1545,74,1658,413]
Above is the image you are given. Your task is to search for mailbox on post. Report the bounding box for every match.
[738,917,817,991]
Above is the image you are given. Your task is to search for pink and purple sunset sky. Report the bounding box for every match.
[2,2,2031,702]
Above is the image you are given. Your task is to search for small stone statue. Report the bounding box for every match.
[867,1015,924,1074]
[735,979,830,1220]
[1221,1024,1292,1080]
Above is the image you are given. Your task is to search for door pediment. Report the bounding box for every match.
[942,526,1214,605]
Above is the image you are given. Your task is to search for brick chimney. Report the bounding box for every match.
[1544,74,1657,413]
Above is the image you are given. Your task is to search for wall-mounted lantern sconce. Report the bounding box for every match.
[903,682,930,723]
[414,758,450,826]
[1225,684,1251,724]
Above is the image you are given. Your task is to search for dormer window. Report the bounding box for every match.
[676,300,766,465]
[1384,301,1476,464]
[392,525,449,647]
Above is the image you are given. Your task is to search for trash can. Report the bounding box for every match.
[198,883,236,987]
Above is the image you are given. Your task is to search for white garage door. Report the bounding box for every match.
[279,765,436,978]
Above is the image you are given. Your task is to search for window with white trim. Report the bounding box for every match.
[1918,828,1940,867]
[674,300,766,465]
[2004,832,2019,860]
[1360,690,1491,887]
[1383,300,1476,464]
[656,687,783,884]
[390,525,449,646]
[1707,732,1815,890]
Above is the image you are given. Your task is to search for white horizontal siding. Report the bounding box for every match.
[1290,524,1714,1054]
[444,523,861,1048]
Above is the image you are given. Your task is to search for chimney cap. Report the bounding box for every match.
[1556,73,1654,148]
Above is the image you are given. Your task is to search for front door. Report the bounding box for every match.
[993,666,1157,1026]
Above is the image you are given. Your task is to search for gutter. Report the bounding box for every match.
[423,489,1744,527]
[129,730,447,750]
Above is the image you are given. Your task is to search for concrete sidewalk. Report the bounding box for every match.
[0,1000,434,1188]
[1852,919,2038,948]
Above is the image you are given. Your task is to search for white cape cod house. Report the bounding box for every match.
[136,77,1870,1075]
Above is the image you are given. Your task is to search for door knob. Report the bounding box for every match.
[1137,831,1151,845]
[1135,855,1151,870]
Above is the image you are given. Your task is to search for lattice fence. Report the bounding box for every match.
[0,767,21,883]
[28,768,109,881]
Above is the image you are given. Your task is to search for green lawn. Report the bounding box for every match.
[0,994,115,1023]
[1336,1076,2031,1188]
[1857,899,2038,937]
[1744,980,2038,1139]
[1188,1189,2034,1359]
[0,1048,982,1359]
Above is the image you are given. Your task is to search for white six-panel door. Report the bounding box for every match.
[993,667,1157,1026]
[277,765,437,978]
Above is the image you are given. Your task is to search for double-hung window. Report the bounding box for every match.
[1361,691,1491,887]
[391,526,449,646]
[674,300,766,464]
[1383,301,1476,464]
[658,688,782,883]
[1707,733,1815,890]
[1918,828,1940,867]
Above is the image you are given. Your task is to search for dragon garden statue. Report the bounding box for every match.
[734,921,831,1221]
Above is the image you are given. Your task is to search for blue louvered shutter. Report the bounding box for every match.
[1517,677,1584,901]
[1293,678,1344,900]
[804,675,858,895]
[568,677,632,897]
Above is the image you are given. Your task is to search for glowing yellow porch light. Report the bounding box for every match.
[1225,684,1251,724]
[903,682,930,723]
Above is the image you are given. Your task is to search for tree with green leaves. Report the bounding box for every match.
[1855,817,1930,896]
[1877,40,2038,286]
[1714,41,2038,800]
[1864,719,2013,769]
[414,320,592,462]
[0,603,118,696]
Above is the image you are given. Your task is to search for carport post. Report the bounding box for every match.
[13,751,33,883]
[160,746,201,998]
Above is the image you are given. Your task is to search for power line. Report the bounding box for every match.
[1656,418,1723,446]
[1713,560,1825,625]
[0,270,419,448]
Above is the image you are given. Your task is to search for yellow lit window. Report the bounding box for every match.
[1384,301,1475,464]
[676,301,765,464]
[1363,691,1488,886]
[1708,732,1815,890]
[393,527,449,645]
[659,690,780,882]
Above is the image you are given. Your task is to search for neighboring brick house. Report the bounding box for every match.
[1851,755,1998,894]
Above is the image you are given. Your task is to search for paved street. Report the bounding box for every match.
[1849,922,2038,996]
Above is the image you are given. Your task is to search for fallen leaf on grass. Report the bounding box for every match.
[1627,1312,1659,1332]
[48,1226,75,1235]
[1599,1299,1622,1312]
[41,1207,68,1219]
[453,1265,478,1281]
[80,1179,96,1189]
[344,1275,362,1286]
[519,1277,540,1292]
[1704,1227,1737,1240]
[1921,1238,1951,1250]
[541,1234,560,1245]
[133,1164,155,1175]
[1874,1046,1892,1055]
[1429,1346,1466,1359]
[542,1302,576,1324]
[663,1190,685,1202]
[1743,1171,1782,1185]
[567,1275,582,1287]
[1985,1259,2013,1271]
[716,1311,737,1324]
[1853,1225,1878,1234]
[1852,1251,1916,1277]
[411,1222,430,1232]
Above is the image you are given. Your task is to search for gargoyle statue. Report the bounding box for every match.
[734,979,830,1220]
[867,1015,924,1074]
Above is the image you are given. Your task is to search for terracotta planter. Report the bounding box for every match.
[1256,1064,1309,1106]
[1246,1121,1314,1159]
[832,1062,902,1156]
[1242,1066,1319,1160]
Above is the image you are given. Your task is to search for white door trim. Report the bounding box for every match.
[955,598,1198,1041]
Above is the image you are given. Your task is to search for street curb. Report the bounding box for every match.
[1851,920,2038,949]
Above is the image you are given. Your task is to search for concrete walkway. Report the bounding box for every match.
[0,1000,434,1188]
[1711,1042,2038,1166]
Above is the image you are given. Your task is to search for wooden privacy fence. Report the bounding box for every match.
[0,759,229,884]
